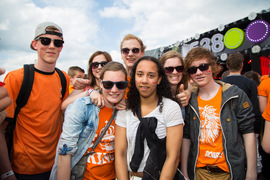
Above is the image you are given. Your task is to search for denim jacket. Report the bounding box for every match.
[183,81,255,180]
[50,96,100,180]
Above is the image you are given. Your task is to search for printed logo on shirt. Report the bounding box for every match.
[205,150,223,159]
[87,124,115,165]
[199,105,221,144]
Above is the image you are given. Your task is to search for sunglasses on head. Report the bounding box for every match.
[91,61,108,69]
[102,81,128,90]
[187,63,210,74]
[164,66,184,74]
[35,37,64,47]
[121,48,140,55]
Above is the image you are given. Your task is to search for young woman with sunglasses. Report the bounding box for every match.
[50,61,128,180]
[61,51,112,110]
[87,51,113,90]
[115,56,184,180]
[159,50,192,119]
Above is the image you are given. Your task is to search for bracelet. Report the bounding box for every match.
[1,170,14,180]
[87,89,95,96]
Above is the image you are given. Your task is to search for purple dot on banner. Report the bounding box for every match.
[246,20,270,43]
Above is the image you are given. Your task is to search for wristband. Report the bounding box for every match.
[1,170,14,180]
[87,89,95,96]
[0,81,5,87]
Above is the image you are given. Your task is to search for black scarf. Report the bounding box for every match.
[129,106,160,172]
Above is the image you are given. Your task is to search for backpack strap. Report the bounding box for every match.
[6,64,34,161]
[55,67,67,99]
[14,64,35,119]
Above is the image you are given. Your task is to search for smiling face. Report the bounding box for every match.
[163,57,183,87]
[135,60,161,99]
[121,39,144,73]
[100,70,126,108]
[31,31,63,66]
[92,54,108,79]
[189,59,214,88]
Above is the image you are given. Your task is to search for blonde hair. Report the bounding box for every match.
[120,34,146,52]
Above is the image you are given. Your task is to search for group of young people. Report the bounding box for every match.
[0,21,269,180]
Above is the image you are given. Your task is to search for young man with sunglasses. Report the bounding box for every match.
[120,34,146,78]
[181,47,257,180]
[50,62,128,180]
[0,22,69,180]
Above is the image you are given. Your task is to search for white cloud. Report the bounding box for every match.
[0,0,269,82]
[0,0,100,81]
[101,0,270,50]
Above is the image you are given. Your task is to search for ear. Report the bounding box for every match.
[31,40,38,50]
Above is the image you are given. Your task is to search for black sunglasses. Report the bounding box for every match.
[187,63,210,74]
[102,81,128,90]
[121,48,140,55]
[91,61,108,69]
[164,66,184,74]
[35,37,64,47]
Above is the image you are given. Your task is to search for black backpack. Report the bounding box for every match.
[5,64,66,160]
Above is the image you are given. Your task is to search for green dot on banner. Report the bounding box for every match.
[224,28,245,49]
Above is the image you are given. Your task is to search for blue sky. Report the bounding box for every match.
[0,0,269,81]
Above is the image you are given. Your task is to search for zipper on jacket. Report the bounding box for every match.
[189,104,201,177]
[219,95,238,179]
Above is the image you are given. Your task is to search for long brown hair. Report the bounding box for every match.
[87,51,112,88]
[159,50,188,91]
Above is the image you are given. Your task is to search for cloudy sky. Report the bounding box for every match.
[0,0,269,81]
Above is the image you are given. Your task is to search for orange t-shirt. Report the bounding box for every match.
[258,77,270,122]
[83,107,115,180]
[69,85,74,93]
[196,86,229,173]
[4,68,69,174]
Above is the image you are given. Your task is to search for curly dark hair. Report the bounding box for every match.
[127,56,174,113]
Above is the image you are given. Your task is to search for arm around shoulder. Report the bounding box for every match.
[61,89,86,110]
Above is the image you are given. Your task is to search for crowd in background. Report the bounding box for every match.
[0,21,270,180]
